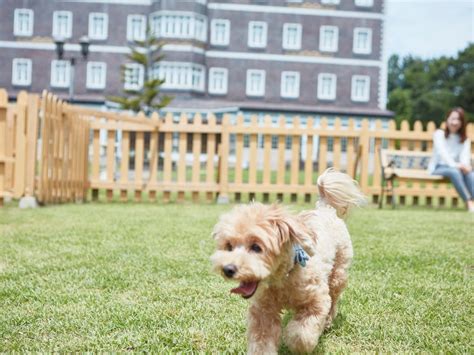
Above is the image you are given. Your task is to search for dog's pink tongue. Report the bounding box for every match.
[231,282,258,298]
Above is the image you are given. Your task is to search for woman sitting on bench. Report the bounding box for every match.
[428,107,473,212]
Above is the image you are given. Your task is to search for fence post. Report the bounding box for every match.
[359,119,370,195]
[38,91,50,204]
[82,120,90,202]
[24,94,39,198]
[0,89,8,206]
[206,114,217,202]
[13,92,28,199]
[217,114,230,204]
[5,97,15,194]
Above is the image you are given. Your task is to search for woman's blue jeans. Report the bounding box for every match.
[432,165,474,202]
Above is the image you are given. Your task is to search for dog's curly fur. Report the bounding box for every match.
[211,169,365,354]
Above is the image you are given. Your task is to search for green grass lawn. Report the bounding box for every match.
[0,203,472,352]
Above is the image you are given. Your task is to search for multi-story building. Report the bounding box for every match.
[0,0,392,118]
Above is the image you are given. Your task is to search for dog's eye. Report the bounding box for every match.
[250,243,262,253]
[225,242,233,251]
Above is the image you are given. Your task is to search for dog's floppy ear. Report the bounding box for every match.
[268,204,316,257]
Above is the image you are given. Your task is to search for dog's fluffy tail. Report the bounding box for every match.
[317,168,366,218]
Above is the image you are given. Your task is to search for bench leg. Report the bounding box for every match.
[379,180,385,209]
[389,180,396,209]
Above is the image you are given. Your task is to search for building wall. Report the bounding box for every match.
[0,0,391,116]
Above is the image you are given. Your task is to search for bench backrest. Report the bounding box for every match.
[380,149,474,170]
[380,149,432,170]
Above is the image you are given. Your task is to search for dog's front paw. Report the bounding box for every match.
[248,341,278,355]
[283,319,321,354]
[324,309,338,330]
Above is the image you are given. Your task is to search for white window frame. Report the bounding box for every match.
[12,58,32,86]
[124,63,144,91]
[355,0,374,7]
[208,67,228,95]
[86,62,107,90]
[321,0,340,4]
[88,13,108,40]
[52,11,73,39]
[246,69,266,97]
[50,60,71,88]
[319,26,338,53]
[14,9,34,37]
[194,15,208,42]
[150,11,207,42]
[248,21,268,48]
[152,62,205,92]
[191,65,205,92]
[317,73,337,100]
[127,14,146,41]
[351,75,371,102]
[282,23,302,50]
[353,27,372,54]
[280,71,300,99]
[210,19,230,46]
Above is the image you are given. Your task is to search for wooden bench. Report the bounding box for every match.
[378,149,447,208]
[379,149,474,208]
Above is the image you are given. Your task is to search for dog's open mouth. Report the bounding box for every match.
[230,281,259,299]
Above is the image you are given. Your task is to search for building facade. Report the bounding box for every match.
[0,0,392,118]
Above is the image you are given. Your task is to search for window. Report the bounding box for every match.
[14,9,34,36]
[246,70,265,97]
[321,0,340,4]
[192,66,204,91]
[208,68,228,95]
[353,28,372,54]
[351,75,370,102]
[124,64,144,91]
[51,60,71,88]
[317,73,337,100]
[150,12,207,41]
[319,26,338,52]
[152,62,205,91]
[86,62,107,89]
[355,0,374,7]
[211,19,230,46]
[248,21,267,48]
[195,17,207,42]
[281,71,300,98]
[282,23,302,50]
[88,13,108,40]
[127,15,146,41]
[52,11,72,39]
[12,59,32,86]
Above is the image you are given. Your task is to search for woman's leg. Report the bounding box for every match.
[462,171,474,200]
[432,165,470,202]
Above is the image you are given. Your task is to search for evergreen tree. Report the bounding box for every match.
[108,27,172,114]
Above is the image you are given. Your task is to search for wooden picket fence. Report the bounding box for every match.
[37,91,90,204]
[0,89,89,206]
[0,89,473,207]
[0,90,41,205]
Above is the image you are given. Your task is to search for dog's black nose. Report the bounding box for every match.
[223,264,237,278]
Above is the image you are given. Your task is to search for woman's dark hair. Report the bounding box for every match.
[444,107,467,143]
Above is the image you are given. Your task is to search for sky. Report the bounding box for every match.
[384,0,474,59]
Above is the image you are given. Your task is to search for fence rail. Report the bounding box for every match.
[0,89,473,207]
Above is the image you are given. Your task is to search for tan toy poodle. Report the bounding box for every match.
[211,168,365,354]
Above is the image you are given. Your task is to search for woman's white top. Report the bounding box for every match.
[428,129,471,173]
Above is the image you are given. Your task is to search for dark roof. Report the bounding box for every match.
[166,98,394,117]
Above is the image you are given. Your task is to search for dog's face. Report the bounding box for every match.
[210,202,315,299]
